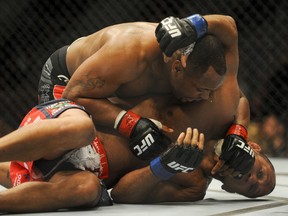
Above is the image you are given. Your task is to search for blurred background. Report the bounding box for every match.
[0,0,287,157]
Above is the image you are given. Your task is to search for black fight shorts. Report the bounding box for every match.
[38,45,70,104]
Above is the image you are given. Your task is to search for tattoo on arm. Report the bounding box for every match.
[77,75,106,90]
[84,76,105,89]
[65,75,106,96]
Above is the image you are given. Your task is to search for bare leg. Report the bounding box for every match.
[0,170,101,213]
[0,162,12,188]
[0,108,96,162]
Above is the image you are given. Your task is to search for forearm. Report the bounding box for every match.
[111,166,161,203]
[111,166,206,203]
[112,127,206,203]
[213,92,254,176]
[70,97,123,128]
[234,92,250,128]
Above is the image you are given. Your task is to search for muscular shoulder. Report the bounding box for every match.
[108,22,159,59]
[70,22,159,61]
[102,22,157,43]
[100,23,161,78]
[67,22,161,86]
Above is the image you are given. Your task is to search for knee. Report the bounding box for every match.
[59,114,96,149]
[73,172,102,207]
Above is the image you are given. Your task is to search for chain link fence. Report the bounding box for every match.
[1,0,287,155]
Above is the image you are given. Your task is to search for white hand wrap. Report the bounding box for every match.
[214,139,224,156]
[114,110,127,129]
[149,118,162,130]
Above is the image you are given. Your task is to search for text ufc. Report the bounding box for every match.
[161,17,181,38]
[236,140,255,157]
[167,161,194,173]
[133,134,155,156]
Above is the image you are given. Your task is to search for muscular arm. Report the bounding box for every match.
[111,128,207,203]
[205,15,239,77]
[63,46,136,128]
[179,15,239,76]
[63,25,159,129]
[211,92,252,175]
[111,166,206,203]
[204,15,238,55]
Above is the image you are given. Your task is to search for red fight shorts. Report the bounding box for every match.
[10,137,109,187]
[53,85,65,100]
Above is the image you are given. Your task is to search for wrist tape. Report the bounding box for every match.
[150,157,174,180]
[186,14,207,39]
[226,124,248,141]
[114,110,140,137]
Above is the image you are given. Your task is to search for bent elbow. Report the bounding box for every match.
[62,85,82,103]
[62,91,78,103]
[225,15,238,39]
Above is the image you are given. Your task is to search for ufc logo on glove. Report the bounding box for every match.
[133,134,155,156]
[236,140,255,157]
[167,161,194,173]
[161,17,182,38]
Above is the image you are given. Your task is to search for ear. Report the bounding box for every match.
[221,184,236,193]
[248,141,262,153]
[172,59,183,75]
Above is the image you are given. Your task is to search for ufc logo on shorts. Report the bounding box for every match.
[236,140,255,158]
[133,134,155,156]
[161,17,181,38]
[167,161,194,173]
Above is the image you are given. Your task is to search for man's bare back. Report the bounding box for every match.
[65,22,169,98]
[53,15,232,130]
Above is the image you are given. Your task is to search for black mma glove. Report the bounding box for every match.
[115,110,171,160]
[150,142,204,180]
[155,14,208,57]
[220,124,255,175]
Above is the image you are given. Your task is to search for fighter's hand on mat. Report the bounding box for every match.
[150,128,204,180]
[155,14,207,57]
[115,110,173,160]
